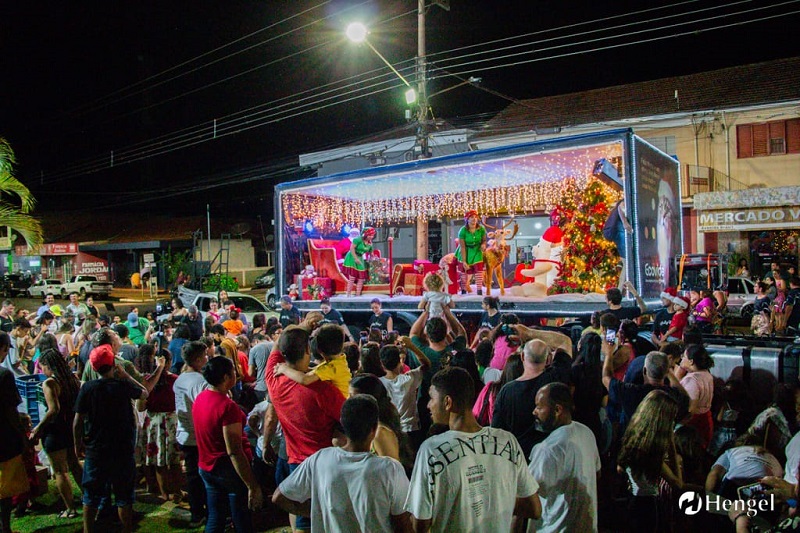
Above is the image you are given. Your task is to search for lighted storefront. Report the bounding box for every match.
[694,186,800,277]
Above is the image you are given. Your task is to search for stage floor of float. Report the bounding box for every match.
[290,290,645,318]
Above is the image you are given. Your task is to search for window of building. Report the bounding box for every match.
[737,118,800,158]
[643,135,677,156]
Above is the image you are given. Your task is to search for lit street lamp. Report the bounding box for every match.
[345,22,417,106]
[346,0,450,160]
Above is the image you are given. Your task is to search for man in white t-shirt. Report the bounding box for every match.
[172,341,210,527]
[528,382,601,533]
[405,367,541,532]
[379,338,431,436]
[273,395,410,532]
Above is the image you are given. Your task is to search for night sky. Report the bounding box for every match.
[2,0,798,219]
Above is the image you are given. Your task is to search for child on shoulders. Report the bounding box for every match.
[418,272,453,319]
[273,323,349,398]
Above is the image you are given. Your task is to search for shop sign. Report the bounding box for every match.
[699,207,800,232]
[14,242,78,256]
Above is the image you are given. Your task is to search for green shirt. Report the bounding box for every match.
[82,355,143,384]
[455,225,487,265]
[342,237,373,272]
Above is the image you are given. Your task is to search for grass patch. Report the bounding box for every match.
[11,479,290,532]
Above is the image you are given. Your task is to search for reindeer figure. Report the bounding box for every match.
[482,217,519,295]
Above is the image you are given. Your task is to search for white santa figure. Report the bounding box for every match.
[510,226,564,298]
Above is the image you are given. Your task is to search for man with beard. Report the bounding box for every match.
[528,383,601,533]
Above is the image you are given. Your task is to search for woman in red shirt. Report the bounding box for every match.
[193,356,262,532]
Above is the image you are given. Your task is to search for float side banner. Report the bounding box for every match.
[633,138,682,297]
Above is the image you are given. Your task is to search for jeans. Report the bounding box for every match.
[199,458,253,533]
[180,445,207,521]
[288,463,310,530]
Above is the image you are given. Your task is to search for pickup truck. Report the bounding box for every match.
[62,275,114,298]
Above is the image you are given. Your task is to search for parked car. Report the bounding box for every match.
[62,275,114,298]
[726,276,757,318]
[2,274,32,297]
[253,267,275,289]
[265,287,276,310]
[27,279,65,299]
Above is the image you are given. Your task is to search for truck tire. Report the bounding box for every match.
[267,293,276,309]
[740,304,754,320]
[79,287,86,298]
[60,288,67,299]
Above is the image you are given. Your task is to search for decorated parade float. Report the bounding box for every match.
[274,129,682,318]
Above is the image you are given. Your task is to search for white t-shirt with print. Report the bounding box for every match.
[405,426,538,532]
[714,445,783,482]
[528,421,601,533]
[279,447,408,533]
[381,368,423,432]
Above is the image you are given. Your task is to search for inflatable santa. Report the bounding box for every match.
[510,226,564,298]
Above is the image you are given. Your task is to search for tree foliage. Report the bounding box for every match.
[550,178,620,293]
[0,138,43,250]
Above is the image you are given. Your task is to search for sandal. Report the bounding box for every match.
[58,509,79,519]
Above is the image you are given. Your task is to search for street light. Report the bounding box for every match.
[345,22,417,106]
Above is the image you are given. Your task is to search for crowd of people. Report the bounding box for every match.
[736,261,800,337]
[1,285,800,532]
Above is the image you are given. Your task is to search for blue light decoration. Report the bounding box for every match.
[303,220,315,235]
[341,223,352,236]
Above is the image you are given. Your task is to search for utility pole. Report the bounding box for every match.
[416,0,429,160]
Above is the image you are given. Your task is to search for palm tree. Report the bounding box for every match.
[0,137,43,250]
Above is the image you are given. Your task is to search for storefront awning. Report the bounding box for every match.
[694,186,800,232]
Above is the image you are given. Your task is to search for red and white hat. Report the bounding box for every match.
[672,295,690,309]
[660,287,678,300]
[541,226,563,244]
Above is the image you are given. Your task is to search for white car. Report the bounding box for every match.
[159,289,274,324]
[726,276,757,318]
[27,279,65,299]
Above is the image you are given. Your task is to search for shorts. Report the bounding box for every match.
[288,463,311,530]
[82,453,136,508]
[43,429,74,454]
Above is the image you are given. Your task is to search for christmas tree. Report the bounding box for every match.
[550,178,620,293]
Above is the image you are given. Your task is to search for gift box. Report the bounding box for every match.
[34,465,49,496]
[413,261,442,279]
[404,273,423,296]
[301,277,333,300]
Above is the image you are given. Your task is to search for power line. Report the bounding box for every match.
[60,1,339,117]
[32,1,799,184]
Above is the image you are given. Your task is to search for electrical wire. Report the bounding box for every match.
[61,1,340,116]
[63,0,707,131]
[32,1,799,184]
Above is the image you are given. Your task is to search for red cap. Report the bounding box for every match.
[90,345,116,372]
[464,210,478,220]
[541,226,563,244]
[362,227,376,238]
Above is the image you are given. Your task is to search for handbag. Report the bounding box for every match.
[0,454,30,499]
